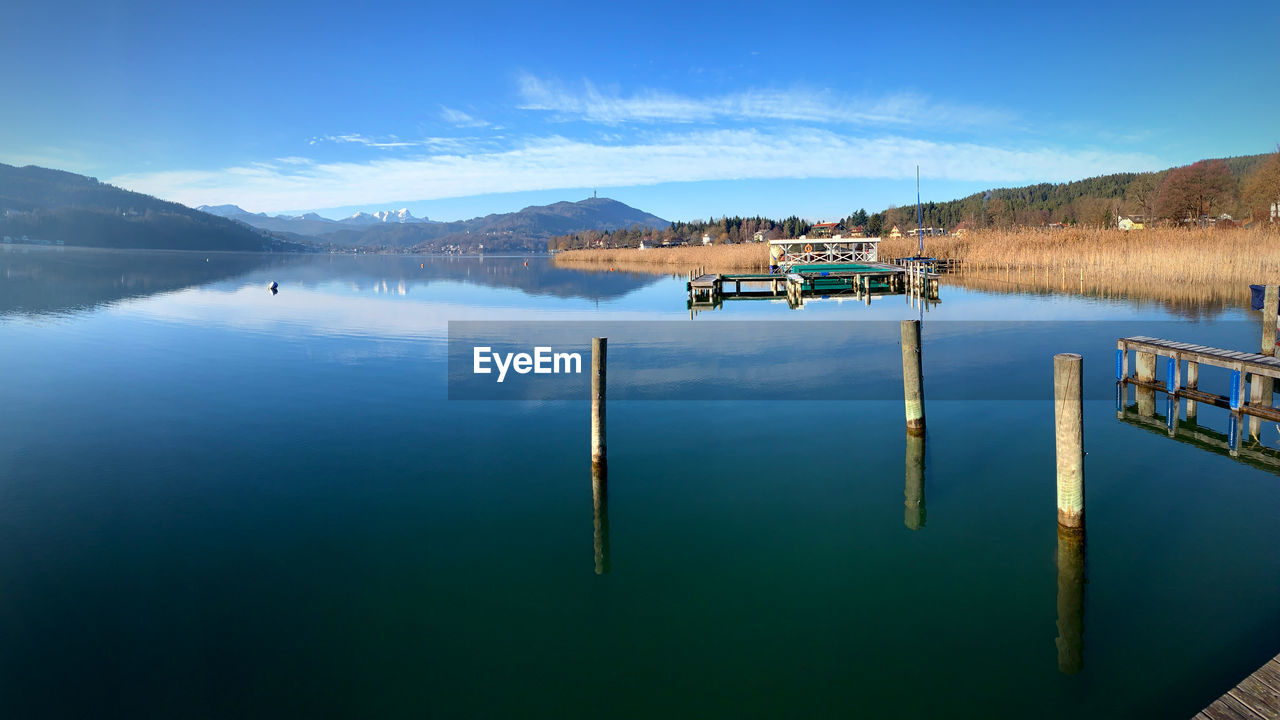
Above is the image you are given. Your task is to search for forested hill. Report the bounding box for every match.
[864,153,1273,233]
[0,164,311,251]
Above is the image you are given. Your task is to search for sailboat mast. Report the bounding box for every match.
[916,166,923,256]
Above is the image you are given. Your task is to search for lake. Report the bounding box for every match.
[1,246,1277,718]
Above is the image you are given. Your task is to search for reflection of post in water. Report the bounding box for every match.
[591,464,610,575]
[904,432,926,530]
[1056,525,1085,675]
[1135,351,1156,417]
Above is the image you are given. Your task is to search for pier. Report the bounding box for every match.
[1116,336,1280,422]
[687,237,940,311]
[1196,651,1280,719]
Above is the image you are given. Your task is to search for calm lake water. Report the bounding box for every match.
[1,246,1278,718]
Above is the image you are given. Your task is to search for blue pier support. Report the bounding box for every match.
[1166,358,1176,393]
[1230,370,1242,410]
[1115,350,1123,381]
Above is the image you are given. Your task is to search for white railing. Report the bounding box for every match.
[768,239,880,271]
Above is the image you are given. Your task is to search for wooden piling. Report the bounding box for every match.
[904,432,926,530]
[901,320,925,435]
[1264,284,1279,357]
[591,337,606,468]
[1136,351,1156,417]
[1186,361,1199,422]
[1256,286,1277,437]
[1054,353,1084,530]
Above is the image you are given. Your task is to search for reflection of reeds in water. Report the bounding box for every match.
[904,433,926,531]
[912,227,1280,312]
[1056,526,1085,675]
[944,269,1244,314]
[592,465,610,575]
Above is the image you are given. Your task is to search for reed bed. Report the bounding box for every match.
[553,243,768,272]
[555,227,1280,309]
[919,227,1280,310]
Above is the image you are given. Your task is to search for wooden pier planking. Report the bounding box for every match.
[1196,653,1280,719]
[1117,336,1280,422]
[1119,336,1280,380]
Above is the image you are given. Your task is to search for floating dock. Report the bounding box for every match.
[687,263,939,310]
[688,237,941,311]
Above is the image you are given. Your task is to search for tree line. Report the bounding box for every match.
[550,151,1280,250]
[548,215,821,250]
[864,151,1277,231]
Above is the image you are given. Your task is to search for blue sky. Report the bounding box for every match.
[3,0,1277,222]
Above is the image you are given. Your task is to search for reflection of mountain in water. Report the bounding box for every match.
[0,247,287,316]
[279,255,660,302]
[0,250,660,317]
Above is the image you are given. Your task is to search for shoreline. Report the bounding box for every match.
[554,227,1280,307]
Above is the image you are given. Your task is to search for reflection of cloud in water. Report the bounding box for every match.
[118,284,682,345]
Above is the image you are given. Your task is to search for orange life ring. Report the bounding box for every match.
[804,244,813,253]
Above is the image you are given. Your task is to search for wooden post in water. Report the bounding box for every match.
[904,432,926,530]
[1186,361,1199,422]
[1265,285,1279,356]
[1252,285,1278,437]
[591,337,606,469]
[1054,353,1084,530]
[901,320,925,435]
[1135,351,1156,417]
[592,463,610,575]
[1056,525,1085,675]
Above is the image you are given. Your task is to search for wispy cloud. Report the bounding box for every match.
[308,133,475,151]
[517,74,1014,129]
[439,106,492,128]
[109,129,1162,213]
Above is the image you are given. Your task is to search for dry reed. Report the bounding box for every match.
[922,227,1280,310]
[553,243,768,272]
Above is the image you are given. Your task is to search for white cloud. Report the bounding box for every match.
[516,73,1014,129]
[109,128,1163,212]
[439,106,492,128]
[308,133,474,151]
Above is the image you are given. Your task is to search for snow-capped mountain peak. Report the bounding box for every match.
[341,208,428,225]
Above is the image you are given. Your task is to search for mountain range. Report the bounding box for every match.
[200,197,670,252]
[0,164,309,252]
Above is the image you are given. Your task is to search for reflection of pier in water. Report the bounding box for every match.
[1117,395,1280,473]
